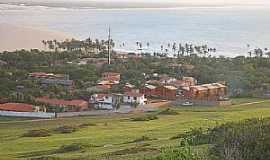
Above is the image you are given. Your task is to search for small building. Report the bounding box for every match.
[159,74,177,84]
[28,72,73,88]
[102,72,121,82]
[0,60,7,66]
[87,85,110,93]
[90,93,123,110]
[40,79,74,87]
[35,97,88,112]
[90,94,114,110]
[123,83,136,93]
[182,77,197,86]
[140,84,157,97]
[123,92,147,105]
[0,103,42,112]
[188,83,228,101]
[155,85,177,100]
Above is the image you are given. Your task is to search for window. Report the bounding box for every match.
[134,97,137,100]
[128,96,130,99]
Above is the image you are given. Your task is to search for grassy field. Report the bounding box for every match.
[0,98,270,160]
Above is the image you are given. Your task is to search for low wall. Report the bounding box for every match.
[57,110,114,118]
[174,99,232,106]
[0,111,56,118]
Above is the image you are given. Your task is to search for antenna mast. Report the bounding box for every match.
[108,27,111,65]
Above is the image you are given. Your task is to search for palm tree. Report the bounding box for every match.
[136,42,140,47]
[41,40,47,51]
[265,51,270,58]
[146,42,150,49]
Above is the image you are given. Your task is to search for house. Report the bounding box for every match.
[0,60,7,66]
[90,93,123,110]
[90,94,114,110]
[155,85,178,100]
[123,83,136,93]
[182,77,197,86]
[28,72,69,80]
[159,74,177,84]
[0,103,42,112]
[186,83,228,101]
[102,72,121,82]
[0,97,8,104]
[98,72,121,88]
[139,84,157,97]
[40,79,74,87]
[123,92,147,105]
[28,72,74,88]
[87,85,110,93]
[35,97,88,112]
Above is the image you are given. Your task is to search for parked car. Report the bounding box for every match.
[182,101,193,106]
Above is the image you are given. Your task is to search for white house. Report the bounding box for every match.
[90,94,114,110]
[123,92,146,106]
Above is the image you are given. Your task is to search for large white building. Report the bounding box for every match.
[123,92,146,106]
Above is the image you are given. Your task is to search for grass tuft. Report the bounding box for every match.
[23,129,51,137]
[131,114,158,121]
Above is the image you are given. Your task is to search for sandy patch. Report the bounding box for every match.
[0,23,73,52]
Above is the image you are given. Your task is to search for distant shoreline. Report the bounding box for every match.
[1,2,269,10]
[0,23,73,52]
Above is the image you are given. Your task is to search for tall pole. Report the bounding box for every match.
[108,27,111,65]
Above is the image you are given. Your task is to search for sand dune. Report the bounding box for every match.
[0,24,73,52]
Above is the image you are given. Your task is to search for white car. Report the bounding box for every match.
[182,102,193,106]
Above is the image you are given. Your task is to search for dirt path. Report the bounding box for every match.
[233,100,270,107]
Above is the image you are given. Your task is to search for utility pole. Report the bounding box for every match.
[108,27,111,65]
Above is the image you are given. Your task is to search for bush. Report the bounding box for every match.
[158,108,179,115]
[57,143,85,153]
[144,140,202,160]
[132,114,158,121]
[109,146,158,156]
[30,156,61,160]
[170,128,209,146]
[127,136,157,144]
[79,123,96,128]
[53,126,78,134]
[23,129,51,137]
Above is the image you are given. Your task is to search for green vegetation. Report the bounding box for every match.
[23,129,51,138]
[131,114,159,121]
[0,98,270,159]
[53,126,78,134]
[1,48,270,101]
[158,108,179,115]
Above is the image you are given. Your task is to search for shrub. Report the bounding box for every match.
[132,114,158,121]
[53,125,78,134]
[144,140,202,160]
[170,128,209,146]
[158,108,179,115]
[79,123,96,128]
[126,136,157,144]
[23,129,51,137]
[109,146,158,156]
[30,156,61,160]
[57,143,85,153]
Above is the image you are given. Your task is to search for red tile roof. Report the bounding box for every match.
[0,103,34,112]
[102,72,121,77]
[35,97,88,108]
[124,92,144,97]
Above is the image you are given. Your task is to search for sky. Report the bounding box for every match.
[2,0,270,6]
[101,0,270,4]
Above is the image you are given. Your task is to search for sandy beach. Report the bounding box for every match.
[0,24,73,52]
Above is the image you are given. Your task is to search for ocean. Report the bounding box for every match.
[1,2,270,57]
